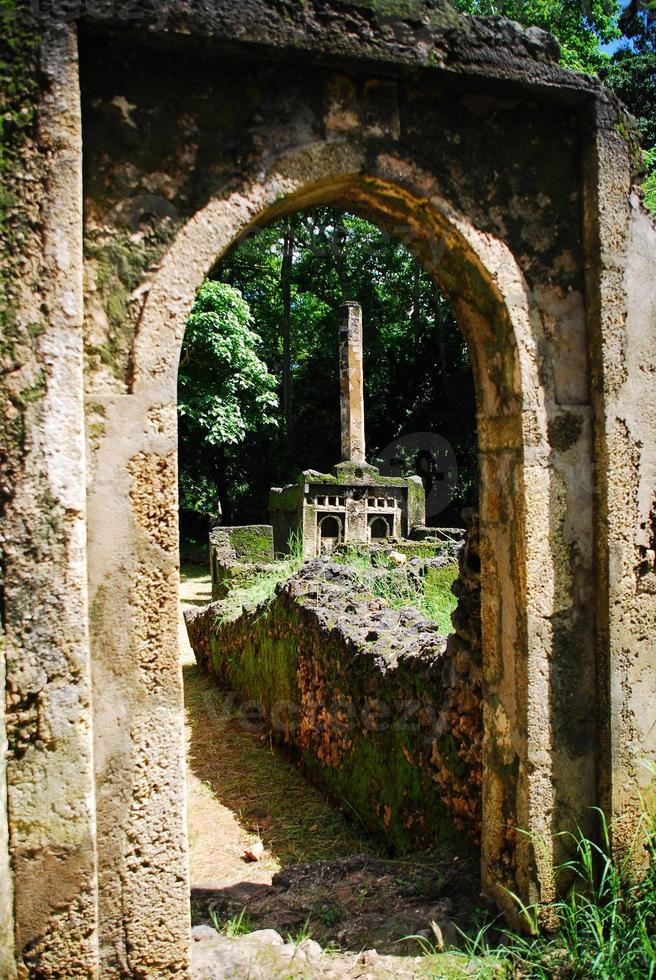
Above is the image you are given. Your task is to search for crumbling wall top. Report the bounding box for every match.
[40,0,612,97]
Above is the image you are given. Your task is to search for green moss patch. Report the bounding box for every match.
[227,525,274,562]
[186,555,481,855]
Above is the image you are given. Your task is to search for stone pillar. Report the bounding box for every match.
[2,23,100,975]
[339,301,366,463]
[583,109,656,857]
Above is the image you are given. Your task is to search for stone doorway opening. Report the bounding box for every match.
[369,516,390,541]
[177,202,482,951]
[7,8,655,974]
[87,145,598,969]
[318,515,342,554]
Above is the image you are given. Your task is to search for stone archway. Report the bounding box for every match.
[5,6,656,975]
[86,139,595,967]
[369,517,390,542]
[318,514,344,554]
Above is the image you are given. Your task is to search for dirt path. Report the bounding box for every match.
[180,561,484,974]
[180,562,379,892]
[180,563,270,889]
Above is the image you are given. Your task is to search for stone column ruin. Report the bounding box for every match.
[339,301,366,464]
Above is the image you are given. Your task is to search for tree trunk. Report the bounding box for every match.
[211,443,230,524]
[411,263,421,337]
[281,216,296,439]
[434,286,448,379]
[332,213,350,300]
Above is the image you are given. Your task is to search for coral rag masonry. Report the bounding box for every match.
[1,0,656,975]
[186,515,483,853]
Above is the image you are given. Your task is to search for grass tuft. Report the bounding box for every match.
[333,546,458,634]
[215,531,304,624]
[412,787,656,979]
[209,907,253,937]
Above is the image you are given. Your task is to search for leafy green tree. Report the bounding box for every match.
[178,281,278,522]
[454,0,620,73]
[210,209,477,527]
[602,4,656,210]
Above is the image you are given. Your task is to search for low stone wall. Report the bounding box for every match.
[209,525,275,600]
[186,528,482,853]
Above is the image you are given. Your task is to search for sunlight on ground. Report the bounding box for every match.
[179,561,380,890]
[179,561,212,666]
[180,562,261,887]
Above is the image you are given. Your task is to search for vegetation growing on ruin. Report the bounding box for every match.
[179,211,477,533]
[194,576,478,853]
[84,224,178,377]
[412,798,656,980]
[213,532,304,624]
[333,547,459,634]
[210,537,459,635]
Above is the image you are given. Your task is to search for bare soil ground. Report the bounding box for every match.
[180,560,488,976]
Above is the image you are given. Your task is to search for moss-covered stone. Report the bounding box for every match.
[84,224,178,381]
[0,3,42,389]
[269,484,305,512]
[209,525,275,598]
[405,476,423,529]
[548,411,584,453]
[186,558,482,853]
[226,525,274,563]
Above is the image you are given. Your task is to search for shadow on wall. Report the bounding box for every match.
[183,662,378,873]
[184,663,482,954]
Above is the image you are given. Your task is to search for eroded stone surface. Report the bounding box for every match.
[2,0,655,974]
[186,534,481,850]
[190,923,467,978]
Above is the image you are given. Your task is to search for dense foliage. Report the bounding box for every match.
[603,3,656,210]
[178,280,278,519]
[178,212,476,531]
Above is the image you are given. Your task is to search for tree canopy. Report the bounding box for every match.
[178,212,477,533]
[178,280,278,519]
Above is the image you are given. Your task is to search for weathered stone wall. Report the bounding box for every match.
[586,177,656,849]
[72,0,656,944]
[1,0,655,973]
[0,13,99,976]
[186,550,482,852]
[76,14,606,927]
[209,525,275,599]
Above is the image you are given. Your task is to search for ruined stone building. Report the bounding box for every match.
[270,301,426,557]
[2,1,656,975]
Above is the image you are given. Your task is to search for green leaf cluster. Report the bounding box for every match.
[178,281,279,520]
[178,280,278,447]
[177,209,476,530]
